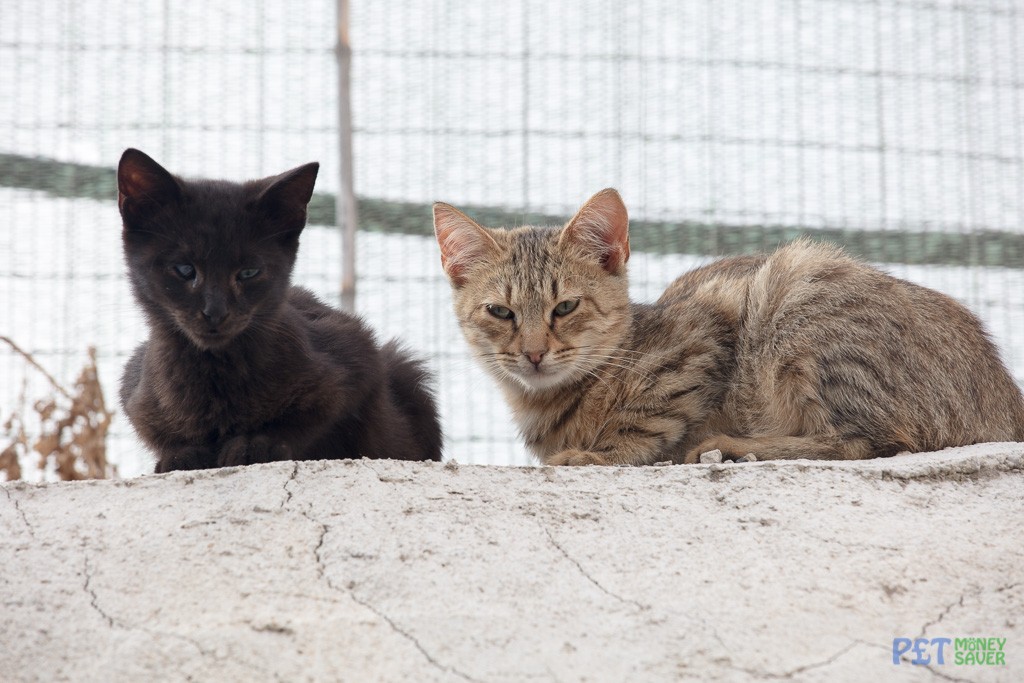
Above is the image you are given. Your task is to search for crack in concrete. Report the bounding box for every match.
[359,459,387,483]
[918,593,966,640]
[280,461,299,511]
[80,552,233,669]
[914,593,976,683]
[82,555,116,628]
[921,665,973,683]
[359,459,416,484]
[694,615,730,656]
[82,554,277,681]
[347,589,483,683]
[146,625,281,683]
[779,641,859,677]
[296,495,480,683]
[727,640,859,679]
[83,556,302,682]
[542,526,647,612]
[310,519,328,582]
[3,486,35,538]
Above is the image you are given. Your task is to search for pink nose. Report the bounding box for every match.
[525,351,546,367]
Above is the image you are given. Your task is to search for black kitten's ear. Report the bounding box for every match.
[255,162,319,242]
[117,148,181,219]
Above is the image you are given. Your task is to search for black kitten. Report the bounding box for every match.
[117,148,442,472]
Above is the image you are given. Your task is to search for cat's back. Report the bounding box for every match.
[738,239,1024,446]
[659,240,866,314]
[285,286,443,461]
[744,239,988,342]
[658,253,766,308]
[286,286,379,359]
[675,239,967,331]
[738,239,1013,374]
[287,286,355,325]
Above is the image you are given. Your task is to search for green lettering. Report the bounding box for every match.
[952,637,1010,664]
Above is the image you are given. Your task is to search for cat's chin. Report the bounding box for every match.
[506,368,574,393]
[183,328,245,351]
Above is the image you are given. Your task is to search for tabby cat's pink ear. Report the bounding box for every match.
[433,202,500,287]
[559,188,630,275]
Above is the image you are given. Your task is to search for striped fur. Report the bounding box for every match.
[434,189,1024,465]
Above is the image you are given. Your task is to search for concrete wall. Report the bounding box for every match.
[2,443,1022,682]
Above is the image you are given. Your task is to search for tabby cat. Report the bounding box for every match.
[118,148,442,472]
[433,189,1024,465]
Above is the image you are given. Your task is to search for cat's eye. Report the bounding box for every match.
[237,268,261,281]
[173,264,196,280]
[486,304,515,320]
[553,299,579,316]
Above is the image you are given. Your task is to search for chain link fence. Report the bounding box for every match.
[2,0,1023,477]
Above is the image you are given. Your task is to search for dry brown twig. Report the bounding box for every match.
[1,337,117,482]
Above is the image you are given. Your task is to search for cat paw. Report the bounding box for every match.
[155,446,216,473]
[546,449,610,466]
[218,436,293,467]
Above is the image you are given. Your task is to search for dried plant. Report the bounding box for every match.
[0,380,28,482]
[0,337,117,482]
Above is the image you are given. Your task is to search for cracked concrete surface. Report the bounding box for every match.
[1,443,1022,682]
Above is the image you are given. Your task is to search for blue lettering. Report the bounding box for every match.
[893,638,913,664]
[912,639,932,665]
[933,637,951,664]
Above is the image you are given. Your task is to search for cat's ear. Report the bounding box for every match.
[117,148,182,221]
[559,188,630,275]
[255,162,320,242]
[433,203,501,288]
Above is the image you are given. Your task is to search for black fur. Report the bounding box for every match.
[117,148,442,472]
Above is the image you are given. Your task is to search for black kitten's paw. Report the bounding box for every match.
[217,435,294,467]
[155,446,216,473]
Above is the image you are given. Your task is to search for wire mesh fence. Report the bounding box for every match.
[2,0,1023,477]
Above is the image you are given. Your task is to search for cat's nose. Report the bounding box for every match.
[201,287,230,328]
[202,300,228,327]
[202,308,228,327]
[524,350,546,368]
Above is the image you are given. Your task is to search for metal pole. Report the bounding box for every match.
[336,0,357,312]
